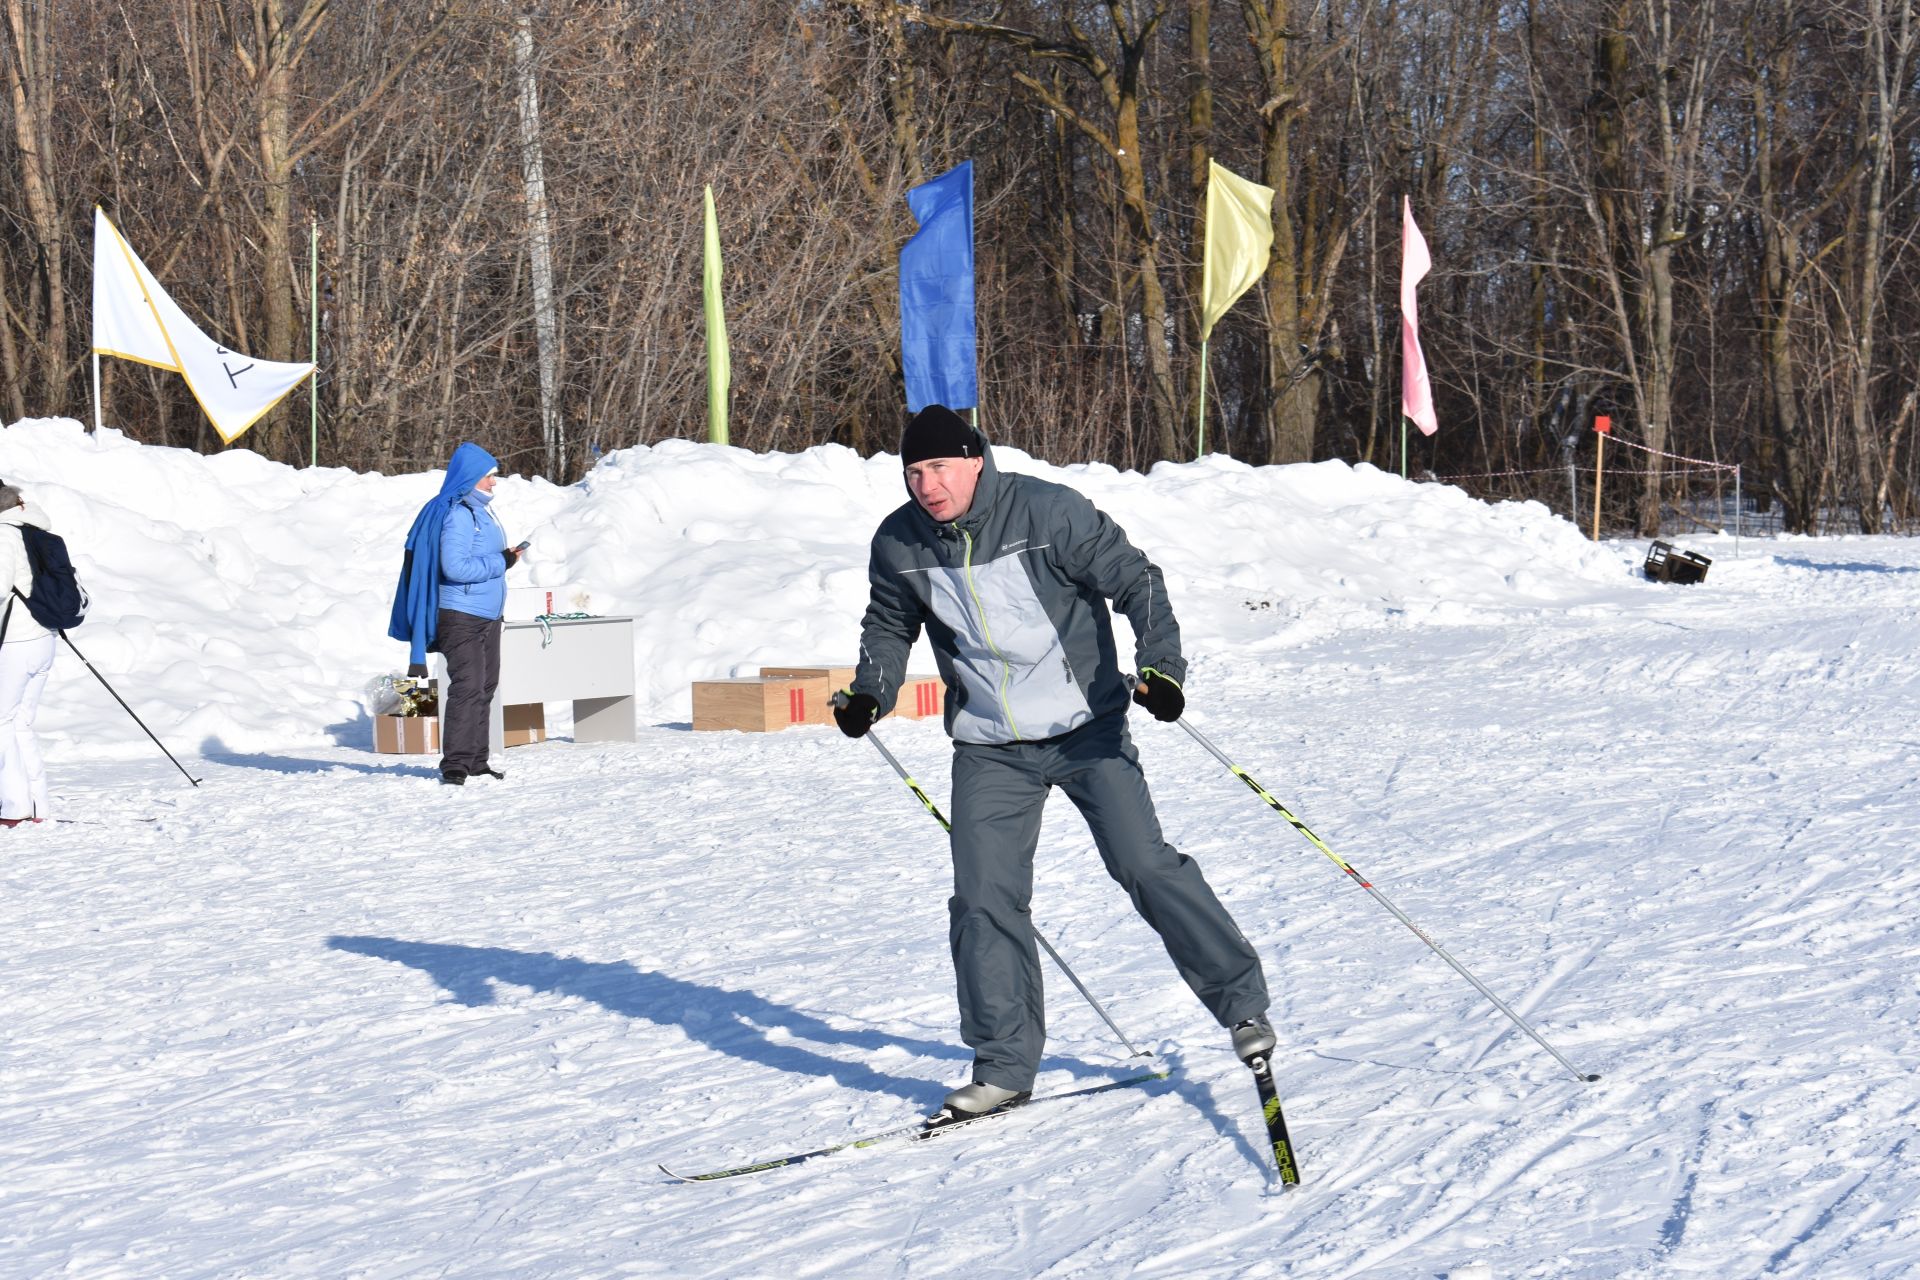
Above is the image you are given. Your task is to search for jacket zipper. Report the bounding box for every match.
[961,529,1022,740]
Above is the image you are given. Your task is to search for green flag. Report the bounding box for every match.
[703,185,730,446]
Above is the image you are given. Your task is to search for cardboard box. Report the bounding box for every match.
[896,674,945,720]
[373,713,441,754]
[504,702,547,747]
[692,676,831,732]
[506,583,592,620]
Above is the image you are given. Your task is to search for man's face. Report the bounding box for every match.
[906,456,984,522]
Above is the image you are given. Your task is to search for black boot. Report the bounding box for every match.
[440,770,467,786]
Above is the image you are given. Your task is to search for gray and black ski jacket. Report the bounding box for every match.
[851,428,1185,745]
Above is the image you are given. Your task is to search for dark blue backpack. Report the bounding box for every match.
[3,523,89,638]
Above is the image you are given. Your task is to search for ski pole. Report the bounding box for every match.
[861,726,1153,1060]
[1170,714,1597,1084]
[58,629,201,786]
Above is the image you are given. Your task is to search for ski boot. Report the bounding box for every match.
[939,1081,1032,1120]
[1231,1014,1276,1064]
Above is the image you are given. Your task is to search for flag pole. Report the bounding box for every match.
[1196,339,1209,458]
[92,353,103,432]
[1591,425,1607,540]
[309,214,319,467]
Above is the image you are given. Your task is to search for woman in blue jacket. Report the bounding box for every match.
[389,442,524,785]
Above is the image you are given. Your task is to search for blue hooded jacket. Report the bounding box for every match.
[388,442,503,667]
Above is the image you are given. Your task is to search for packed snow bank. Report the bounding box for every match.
[0,416,1635,757]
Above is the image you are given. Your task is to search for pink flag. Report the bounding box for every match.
[1400,197,1439,436]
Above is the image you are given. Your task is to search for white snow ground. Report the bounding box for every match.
[1,417,1915,1278]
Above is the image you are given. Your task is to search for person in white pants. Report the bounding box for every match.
[0,481,55,827]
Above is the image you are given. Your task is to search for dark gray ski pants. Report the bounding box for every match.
[948,711,1269,1090]
[435,608,500,776]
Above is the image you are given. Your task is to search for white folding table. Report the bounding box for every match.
[433,615,637,753]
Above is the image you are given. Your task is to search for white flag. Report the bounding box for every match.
[92,207,314,444]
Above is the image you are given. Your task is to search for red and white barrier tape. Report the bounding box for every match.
[1600,433,1740,472]
[1433,461,1733,482]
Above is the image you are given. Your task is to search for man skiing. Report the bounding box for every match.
[836,404,1275,1119]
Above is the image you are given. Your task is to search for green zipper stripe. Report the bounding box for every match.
[962,529,1022,740]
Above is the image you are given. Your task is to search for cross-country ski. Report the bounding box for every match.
[660,1067,1173,1182]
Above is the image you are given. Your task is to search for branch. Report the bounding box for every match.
[899,7,1101,73]
[1011,70,1117,160]
[287,12,455,168]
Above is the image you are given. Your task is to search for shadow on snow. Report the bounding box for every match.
[328,934,1107,1109]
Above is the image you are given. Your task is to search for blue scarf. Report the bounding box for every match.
[388,442,500,666]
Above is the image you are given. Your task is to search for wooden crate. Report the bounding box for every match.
[692,676,831,732]
[758,666,855,726]
[758,666,943,722]
[373,713,441,754]
[896,674,945,720]
[758,665,856,691]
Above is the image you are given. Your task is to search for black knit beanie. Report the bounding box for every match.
[900,405,977,467]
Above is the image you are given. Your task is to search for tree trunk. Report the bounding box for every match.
[1188,0,1211,453]
[1751,7,1816,532]
[1846,0,1913,532]
[247,0,302,454]
[514,12,565,477]
[1113,87,1181,460]
[2,0,67,413]
[1240,0,1330,464]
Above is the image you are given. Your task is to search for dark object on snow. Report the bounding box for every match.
[1644,540,1713,584]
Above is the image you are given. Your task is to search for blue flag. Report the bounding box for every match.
[899,161,977,413]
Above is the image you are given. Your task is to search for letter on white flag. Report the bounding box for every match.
[92,208,314,444]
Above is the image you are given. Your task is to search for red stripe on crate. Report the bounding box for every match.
[790,687,805,723]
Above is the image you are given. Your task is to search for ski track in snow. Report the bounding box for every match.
[2,431,1917,1275]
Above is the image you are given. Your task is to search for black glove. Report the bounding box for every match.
[1132,669,1185,723]
[406,662,430,679]
[501,546,521,569]
[832,690,880,739]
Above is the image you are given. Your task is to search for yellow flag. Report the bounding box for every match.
[703,185,730,446]
[1199,161,1275,340]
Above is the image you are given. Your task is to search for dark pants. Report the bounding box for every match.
[436,609,500,775]
[948,712,1270,1090]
